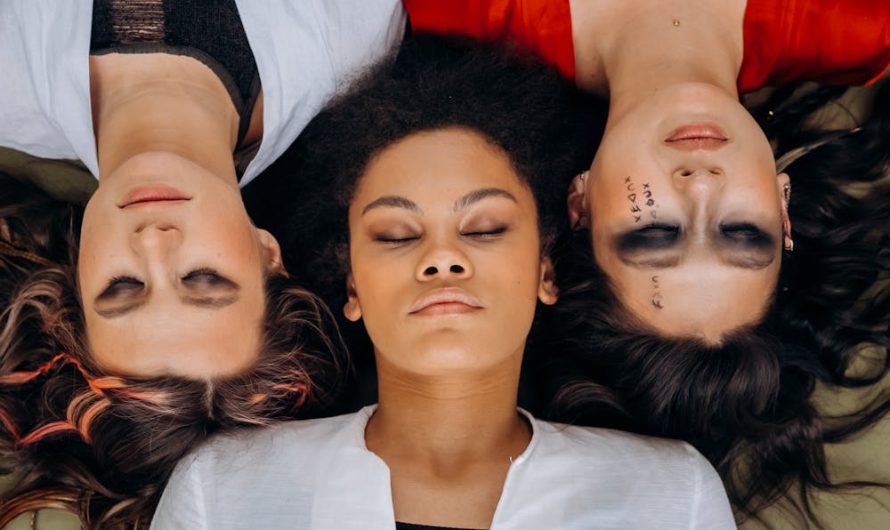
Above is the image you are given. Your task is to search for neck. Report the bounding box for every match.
[366,352,531,468]
[90,54,240,184]
[572,0,744,116]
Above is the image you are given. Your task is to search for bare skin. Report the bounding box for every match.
[566,0,792,342]
[81,54,282,379]
[346,129,557,527]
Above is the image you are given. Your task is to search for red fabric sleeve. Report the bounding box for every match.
[402,0,576,79]
[739,0,890,93]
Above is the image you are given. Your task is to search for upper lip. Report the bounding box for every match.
[119,185,192,209]
[409,287,484,314]
[664,124,728,151]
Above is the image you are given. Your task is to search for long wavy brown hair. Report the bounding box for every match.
[0,174,345,528]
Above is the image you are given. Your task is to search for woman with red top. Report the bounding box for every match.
[404,0,888,341]
[403,0,890,526]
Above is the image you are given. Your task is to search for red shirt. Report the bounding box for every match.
[403,0,889,93]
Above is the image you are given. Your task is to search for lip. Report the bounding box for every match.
[409,287,484,316]
[665,123,728,151]
[119,185,192,209]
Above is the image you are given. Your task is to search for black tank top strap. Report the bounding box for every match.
[90,0,261,148]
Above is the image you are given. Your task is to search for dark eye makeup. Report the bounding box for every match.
[719,223,775,248]
[181,268,235,287]
[99,268,234,299]
[99,276,144,299]
[616,223,681,251]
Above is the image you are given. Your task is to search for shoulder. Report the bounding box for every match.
[186,411,361,473]
[536,419,702,465]
[153,412,366,528]
[162,411,365,498]
[531,419,721,493]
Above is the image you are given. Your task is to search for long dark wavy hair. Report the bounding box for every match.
[0,174,346,528]
[539,81,889,527]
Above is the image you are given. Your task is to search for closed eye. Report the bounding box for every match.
[374,235,420,245]
[719,223,774,248]
[462,226,508,239]
[181,268,238,289]
[99,276,144,300]
[616,223,681,251]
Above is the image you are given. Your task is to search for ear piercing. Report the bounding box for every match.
[783,183,791,203]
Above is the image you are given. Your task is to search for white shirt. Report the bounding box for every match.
[0,0,405,185]
[151,406,736,529]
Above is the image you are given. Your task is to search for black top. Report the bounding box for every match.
[396,523,485,530]
[90,0,261,147]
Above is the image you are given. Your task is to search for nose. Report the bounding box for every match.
[416,244,474,282]
[672,165,725,197]
[130,224,183,257]
[672,166,724,229]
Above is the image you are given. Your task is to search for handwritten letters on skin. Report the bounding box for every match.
[626,176,664,309]
[625,176,656,223]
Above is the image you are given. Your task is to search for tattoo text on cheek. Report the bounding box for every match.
[625,177,657,223]
[651,275,664,309]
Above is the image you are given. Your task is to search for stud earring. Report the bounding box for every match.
[783,183,791,203]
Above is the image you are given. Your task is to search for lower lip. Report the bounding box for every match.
[120,186,191,208]
[412,303,481,317]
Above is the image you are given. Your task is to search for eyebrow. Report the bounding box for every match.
[452,188,518,212]
[361,187,518,216]
[361,196,420,215]
[95,293,240,319]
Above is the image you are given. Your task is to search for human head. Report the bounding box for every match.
[79,151,286,378]
[0,174,343,528]
[568,83,792,343]
[269,35,601,374]
[346,127,556,375]
[548,82,890,520]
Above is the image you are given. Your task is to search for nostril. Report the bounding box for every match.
[424,266,438,276]
[450,264,464,274]
[680,169,694,177]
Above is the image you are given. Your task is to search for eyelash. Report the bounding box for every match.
[103,268,225,292]
[720,223,766,240]
[634,223,680,238]
[375,226,508,245]
[462,226,508,239]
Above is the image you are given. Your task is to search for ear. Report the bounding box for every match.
[537,256,559,305]
[343,273,362,322]
[777,172,792,250]
[567,171,590,230]
[256,229,287,276]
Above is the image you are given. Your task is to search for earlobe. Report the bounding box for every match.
[257,229,288,276]
[777,172,793,251]
[567,171,590,230]
[537,257,559,305]
[343,274,362,322]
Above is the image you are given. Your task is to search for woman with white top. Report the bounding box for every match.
[0,1,403,527]
[151,36,736,530]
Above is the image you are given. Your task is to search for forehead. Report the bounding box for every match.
[354,128,531,204]
[84,292,264,379]
[614,260,778,340]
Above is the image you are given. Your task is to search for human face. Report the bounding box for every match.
[79,152,283,379]
[570,84,790,342]
[345,128,557,377]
